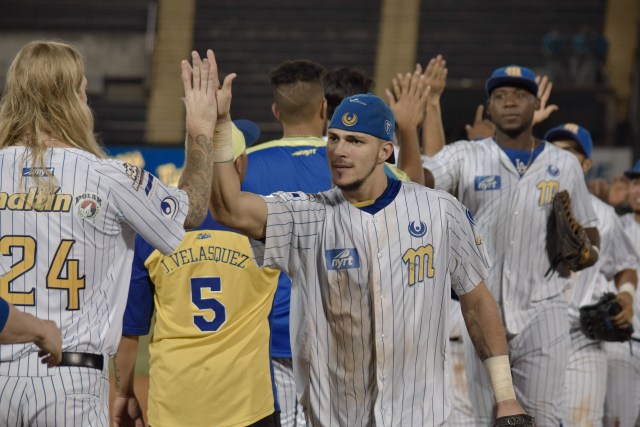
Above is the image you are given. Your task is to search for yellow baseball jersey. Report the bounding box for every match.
[123,213,279,427]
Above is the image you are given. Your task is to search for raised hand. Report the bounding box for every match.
[386,71,427,131]
[465,105,496,140]
[533,75,559,125]
[423,55,448,102]
[181,50,218,139]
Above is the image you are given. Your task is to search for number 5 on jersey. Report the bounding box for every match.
[0,235,85,309]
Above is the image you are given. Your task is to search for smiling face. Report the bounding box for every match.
[326,128,393,194]
[487,86,539,137]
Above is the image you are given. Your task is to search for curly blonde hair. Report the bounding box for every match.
[0,40,105,189]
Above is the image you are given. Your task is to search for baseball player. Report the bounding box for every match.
[0,41,223,425]
[545,123,638,426]
[0,296,62,367]
[113,122,281,427]
[210,84,530,424]
[422,65,600,426]
[603,159,640,427]
[245,60,411,427]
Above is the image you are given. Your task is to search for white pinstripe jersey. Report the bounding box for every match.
[568,195,639,328]
[251,181,490,426]
[0,147,188,375]
[619,213,640,339]
[422,138,597,334]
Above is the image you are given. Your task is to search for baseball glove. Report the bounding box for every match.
[579,292,634,342]
[494,414,536,427]
[545,190,591,278]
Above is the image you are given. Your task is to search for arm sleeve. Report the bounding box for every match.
[421,141,468,193]
[251,192,325,276]
[122,236,156,336]
[602,213,640,280]
[447,197,491,296]
[104,160,188,255]
[0,297,9,333]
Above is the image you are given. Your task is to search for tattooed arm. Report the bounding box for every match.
[177,50,220,229]
[459,282,527,417]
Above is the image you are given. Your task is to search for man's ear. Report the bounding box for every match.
[271,103,281,122]
[379,141,394,163]
[582,157,593,174]
[320,98,328,121]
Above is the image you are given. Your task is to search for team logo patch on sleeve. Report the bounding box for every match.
[160,196,179,219]
[75,193,102,219]
[325,248,360,270]
[474,175,501,191]
[408,220,428,238]
[123,163,145,191]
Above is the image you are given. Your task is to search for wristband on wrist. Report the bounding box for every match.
[618,282,636,300]
[483,355,516,403]
[212,120,233,163]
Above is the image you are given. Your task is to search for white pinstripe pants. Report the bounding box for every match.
[273,357,306,427]
[603,340,640,427]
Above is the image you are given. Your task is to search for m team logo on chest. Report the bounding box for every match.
[325,248,361,270]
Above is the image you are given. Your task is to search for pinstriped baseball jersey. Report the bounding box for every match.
[251,180,490,426]
[568,195,639,327]
[0,146,187,375]
[423,138,597,334]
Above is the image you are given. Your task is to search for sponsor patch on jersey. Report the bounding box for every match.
[326,248,360,270]
[75,193,102,219]
[160,196,179,219]
[474,175,501,191]
[292,148,318,157]
[0,187,72,212]
[547,165,560,176]
[196,232,212,240]
[22,167,54,177]
[408,220,428,238]
[124,163,145,191]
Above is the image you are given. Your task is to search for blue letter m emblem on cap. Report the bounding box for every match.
[326,248,360,270]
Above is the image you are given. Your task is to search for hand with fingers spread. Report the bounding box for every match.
[465,105,496,140]
[533,75,559,125]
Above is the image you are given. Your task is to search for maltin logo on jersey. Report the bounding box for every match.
[474,175,501,191]
[326,248,360,270]
[75,193,102,219]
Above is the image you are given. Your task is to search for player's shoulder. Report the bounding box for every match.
[439,137,496,156]
[402,181,462,205]
[265,189,332,205]
[589,193,616,217]
[247,137,326,155]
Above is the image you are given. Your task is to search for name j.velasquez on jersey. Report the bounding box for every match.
[160,244,251,273]
[0,186,72,212]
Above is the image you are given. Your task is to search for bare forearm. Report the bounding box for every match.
[0,305,46,344]
[113,335,139,396]
[179,133,214,229]
[460,284,509,359]
[421,101,445,157]
[397,127,425,185]
[615,269,638,288]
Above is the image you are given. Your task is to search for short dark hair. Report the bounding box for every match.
[324,67,375,119]
[269,60,325,124]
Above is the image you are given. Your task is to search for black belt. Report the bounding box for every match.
[59,352,104,370]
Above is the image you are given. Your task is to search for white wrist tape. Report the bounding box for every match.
[618,282,636,301]
[483,355,516,403]
[212,120,233,163]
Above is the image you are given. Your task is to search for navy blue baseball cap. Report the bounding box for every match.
[624,159,640,179]
[544,123,593,159]
[329,93,395,142]
[486,65,538,96]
